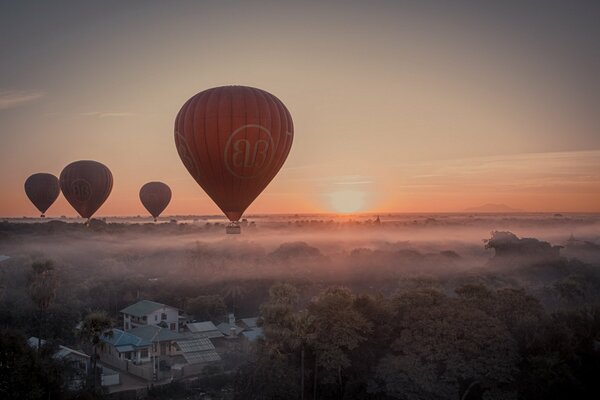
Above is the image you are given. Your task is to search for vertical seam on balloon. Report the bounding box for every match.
[252,88,274,209]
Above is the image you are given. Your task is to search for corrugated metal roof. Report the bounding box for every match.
[182,351,221,364]
[177,338,215,353]
[176,338,220,364]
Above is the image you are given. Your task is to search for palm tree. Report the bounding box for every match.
[290,311,315,400]
[77,311,113,391]
[28,260,57,350]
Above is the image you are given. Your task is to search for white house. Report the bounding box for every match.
[120,300,180,331]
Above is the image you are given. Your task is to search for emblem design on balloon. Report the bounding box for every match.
[224,124,275,179]
[60,160,113,223]
[70,179,93,202]
[174,85,293,230]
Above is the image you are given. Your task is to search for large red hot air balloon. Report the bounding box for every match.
[59,160,113,223]
[174,86,293,233]
[24,173,60,217]
[139,182,172,222]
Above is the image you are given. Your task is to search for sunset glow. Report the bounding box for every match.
[1,2,599,217]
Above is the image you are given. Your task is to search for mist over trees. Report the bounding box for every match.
[0,215,599,399]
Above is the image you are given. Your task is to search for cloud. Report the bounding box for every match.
[0,90,45,110]
[80,111,134,118]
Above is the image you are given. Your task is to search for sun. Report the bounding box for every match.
[328,190,367,214]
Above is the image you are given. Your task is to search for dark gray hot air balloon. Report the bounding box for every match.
[24,173,60,217]
[139,182,172,222]
[59,160,113,223]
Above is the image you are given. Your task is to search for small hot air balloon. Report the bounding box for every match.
[59,160,113,224]
[139,182,172,222]
[174,86,294,234]
[24,173,60,217]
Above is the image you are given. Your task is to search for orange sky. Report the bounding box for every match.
[1,2,599,217]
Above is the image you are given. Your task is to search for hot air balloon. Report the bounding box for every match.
[174,86,293,234]
[24,173,60,217]
[139,182,172,222]
[59,160,113,224]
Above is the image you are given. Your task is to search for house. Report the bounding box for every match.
[100,325,220,381]
[101,329,153,364]
[28,337,120,389]
[120,300,181,331]
[186,321,224,339]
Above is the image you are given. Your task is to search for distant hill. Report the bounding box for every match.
[463,203,522,213]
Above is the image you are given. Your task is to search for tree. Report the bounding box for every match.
[308,287,371,399]
[0,331,67,399]
[28,260,57,350]
[77,311,113,392]
[371,290,519,400]
[187,294,227,322]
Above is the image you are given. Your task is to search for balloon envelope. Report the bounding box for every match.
[24,173,60,217]
[59,160,113,219]
[139,182,172,220]
[175,86,293,221]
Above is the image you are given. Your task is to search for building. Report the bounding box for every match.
[101,329,153,364]
[100,325,220,382]
[186,321,224,339]
[120,300,181,331]
[28,337,119,389]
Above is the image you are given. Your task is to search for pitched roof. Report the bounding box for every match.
[176,338,220,364]
[128,325,183,343]
[101,329,151,349]
[240,317,259,329]
[120,300,176,317]
[241,327,264,342]
[187,321,219,333]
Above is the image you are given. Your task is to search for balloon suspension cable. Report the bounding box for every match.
[85,218,90,227]
[153,217,157,223]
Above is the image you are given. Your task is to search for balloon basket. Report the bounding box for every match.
[226,222,241,235]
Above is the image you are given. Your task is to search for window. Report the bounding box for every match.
[170,323,176,331]
[125,323,129,330]
[142,316,147,322]
[140,349,148,358]
[154,315,158,321]
[161,313,167,320]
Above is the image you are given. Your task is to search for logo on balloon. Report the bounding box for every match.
[71,179,92,202]
[224,125,275,179]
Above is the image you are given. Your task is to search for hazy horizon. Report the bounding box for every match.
[2,1,599,217]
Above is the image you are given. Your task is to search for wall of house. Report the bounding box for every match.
[146,307,179,331]
[122,306,179,331]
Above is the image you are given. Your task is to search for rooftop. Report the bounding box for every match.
[120,300,177,317]
[128,325,183,343]
[102,329,151,349]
